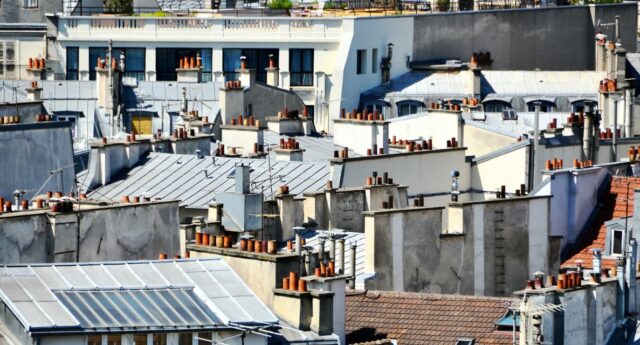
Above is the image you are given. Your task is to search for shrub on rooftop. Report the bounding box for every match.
[103,0,133,14]
[268,0,293,9]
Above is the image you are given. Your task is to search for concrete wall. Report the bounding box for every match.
[364,196,553,296]
[333,119,388,156]
[334,148,471,198]
[412,3,637,70]
[0,102,43,122]
[471,143,528,193]
[463,123,516,157]
[0,122,75,201]
[0,201,180,264]
[244,83,305,121]
[387,111,462,149]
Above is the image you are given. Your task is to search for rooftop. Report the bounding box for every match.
[562,176,640,269]
[345,290,517,345]
[88,152,331,208]
[0,259,277,334]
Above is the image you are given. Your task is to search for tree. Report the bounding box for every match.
[103,0,134,14]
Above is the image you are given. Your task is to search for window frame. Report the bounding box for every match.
[610,228,625,256]
[371,48,378,74]
[23,0,37,8]
[66,46,79,80]
[289,48,314,87]
[356,49,367,75]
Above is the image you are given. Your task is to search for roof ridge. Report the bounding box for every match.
[346,289,518,302]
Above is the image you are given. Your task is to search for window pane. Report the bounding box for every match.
[152,334,167,345]
[88,335,102,345]
[178,333,192,345]
[134,334,148,345]
[197,333,212,345]
[107,335,121,345]
[371,49,378,73]
[613,230,623,254]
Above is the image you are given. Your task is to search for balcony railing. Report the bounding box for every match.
[58,16,343,41]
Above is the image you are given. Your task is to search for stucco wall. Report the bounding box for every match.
[244,83,305,121]
[0,201,180,264]
[0,123,75,201]
[471,144,528,193]
[335,148,470,197]
[463,124,516,157]
[412,3,637,70]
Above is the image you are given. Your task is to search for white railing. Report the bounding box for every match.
[58,16,343,41]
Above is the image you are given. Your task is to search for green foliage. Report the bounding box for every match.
[135,11,167,17]
[323,1,337,9]
[103,0,133,14]
[436,0,449,11]
[268,0,293,9]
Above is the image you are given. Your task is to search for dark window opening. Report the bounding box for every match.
[90,47,146,81]
[290,49,314,87]
[356,49,367,75]
[527,101,555,113]
[612,229,624,255]
[483,101,512,113]
[223,48,278,83]
[66,47,79,80]
[156,48,212,82]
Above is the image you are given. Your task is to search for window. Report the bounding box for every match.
[133,334,148,345]
[178,333,192,345]
[456,339,475,345]
[0,40,16,79]
[611,228,624,255]
[152,334,167,345]
[527,101,555,113]
[371,48,378,73]
[197,333,212,345]
[357,49,367,75]
[483,101,512,113]
[55,115,77,138]
[87,335,102,345]
[571,100,597,113]
[23,0,37,8]
[107,335,121,345]
[66,47,79,80]
[290,49,314,86]
[90,47,146,81]
[222,48,278,82]
[397,100,425,116]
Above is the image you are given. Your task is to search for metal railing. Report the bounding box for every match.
[289,72,314,87]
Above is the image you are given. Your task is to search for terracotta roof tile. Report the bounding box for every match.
[345,290,517,345]
[562,176,640,269]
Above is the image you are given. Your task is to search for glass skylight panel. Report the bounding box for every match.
[185,271,226,298]
[104,264,143,288]
[127,263,168,288]
[37,301,79,327]
[171,289,219,325]
[0,276,30,301]
[209,297,251,323]
[55,292,95,328]
[13,301,53,328]
[151,262,191,287]
[156,290,197,324]
[75,291,116,325]
[92,291,133,325]
[55,266,95,289]
[233,296,276,323]
[209,271,252,297]
[78,265,119,288]
[131,290,172,325]
[16,276,55,302]
[113,290,159,327]
[144,290,187,325]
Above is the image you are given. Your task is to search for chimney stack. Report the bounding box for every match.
[266,54,279,87]
[26,81,42,102]
[237,56,256,88]
[220,81,245,125]
[234,164,251,194]
[349,243,357,289]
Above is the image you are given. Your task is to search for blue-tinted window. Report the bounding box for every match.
[66,47,79,80]
[89,47,146,81]
[156,48,212,81]
[290,49,313,86]
[222,48,278,83]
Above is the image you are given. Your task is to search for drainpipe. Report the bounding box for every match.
[294,227,303,254]
[583,105,593,161]
[616,257,626,321]
[108,40,113,137]
[627,239,637,314]
[613,97,619,161]
[532,102,540,185]
[349,243,357,289]
[625,89,633,137]
[338,238,346,274]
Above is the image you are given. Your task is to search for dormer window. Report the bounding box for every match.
[525,97,556,113]
[605,222,627,256]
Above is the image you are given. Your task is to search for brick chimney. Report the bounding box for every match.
[219,81,245,125]
[175,54,203,82]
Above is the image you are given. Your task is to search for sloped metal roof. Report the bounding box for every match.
[89,152,330,208]
[0,259,278,334]
[361,70,605,102]
[0,80,98,118]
